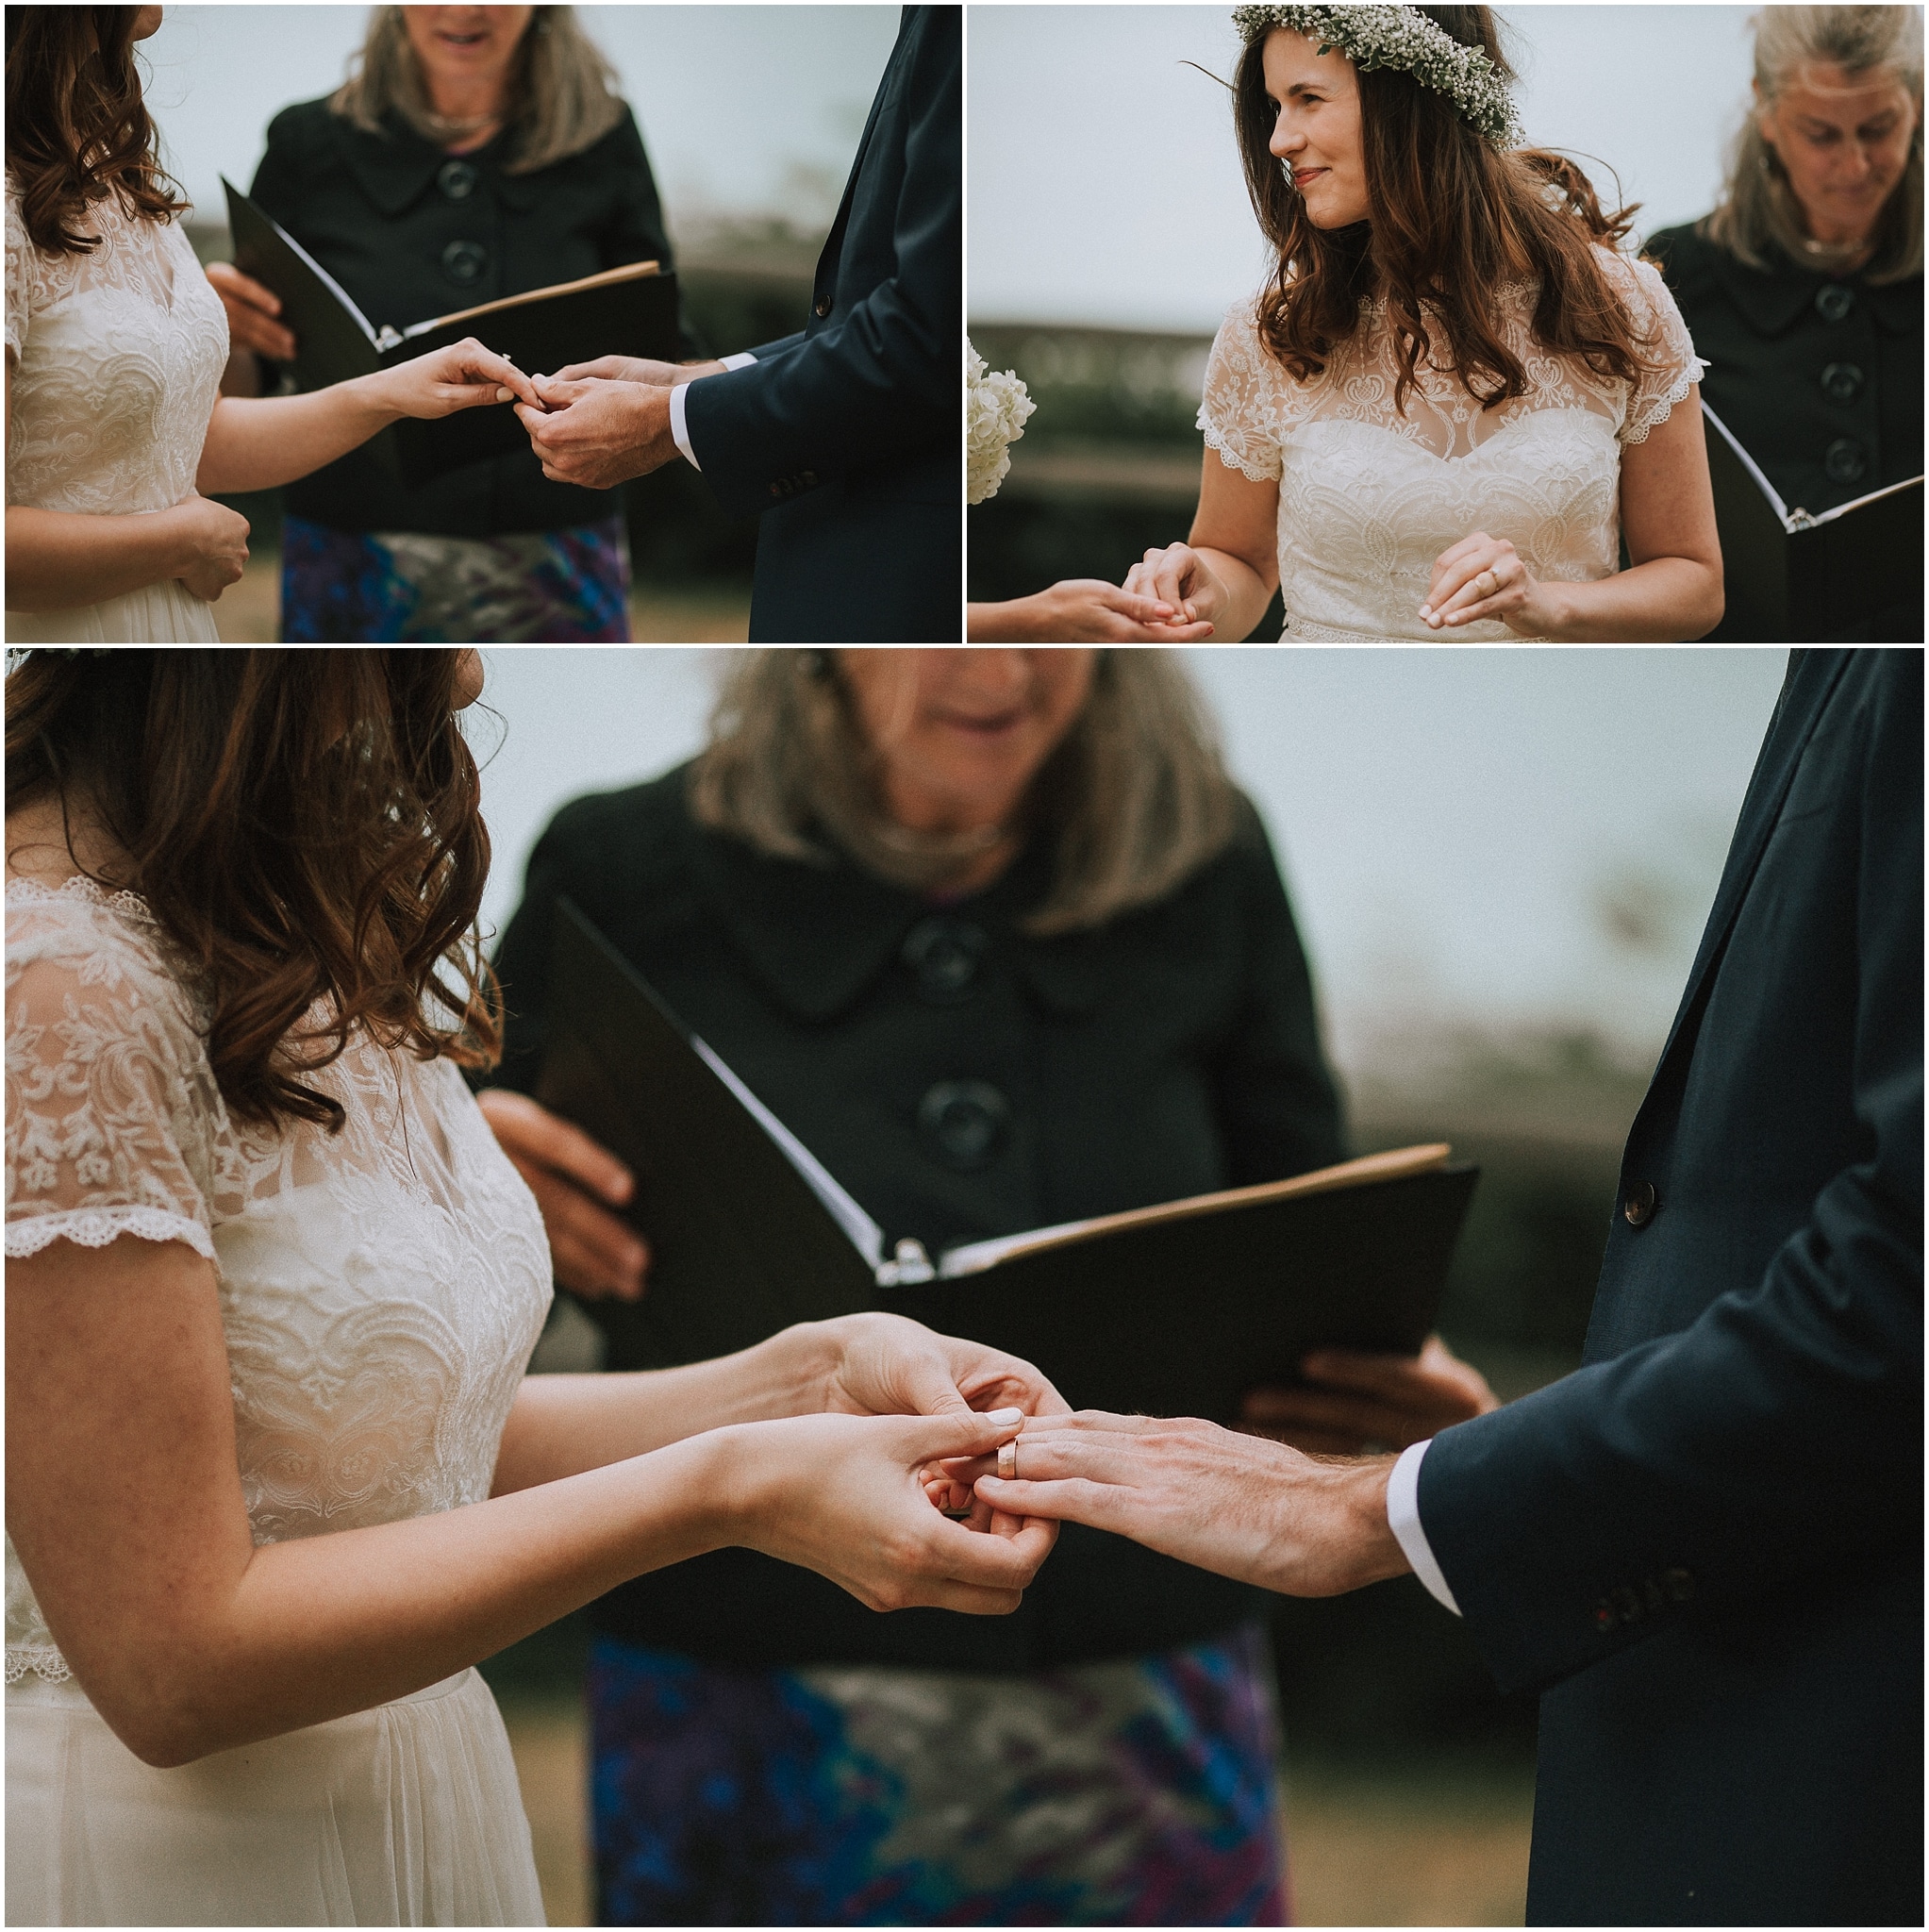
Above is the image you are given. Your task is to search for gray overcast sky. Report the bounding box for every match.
[142,5,900,238]
[464,646,1788,1077]
[969,5,1758,330]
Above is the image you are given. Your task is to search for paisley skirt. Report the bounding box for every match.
[278,512,631,642]
[6,1666,544,1925]
[589,1624,1289,1925]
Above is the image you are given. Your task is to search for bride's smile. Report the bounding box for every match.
[1263,30,1371,230]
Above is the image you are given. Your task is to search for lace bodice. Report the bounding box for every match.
[5,185,228,642]
[1198,247,1705,641]
[4,878,552,1685]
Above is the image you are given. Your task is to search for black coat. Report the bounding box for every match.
[1645,222,1922,522]
[1420,651,1923,1925]
[492,764,1347,1672]
[249,98,702,539]
[680,7,959,642]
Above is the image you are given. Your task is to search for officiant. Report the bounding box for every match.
[1646,5,1921,641]
[209,5,702,641]
[477,651,1495,1925]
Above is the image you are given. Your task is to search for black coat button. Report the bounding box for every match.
[1823,437,1868,484]
[441,240,489,285]
[901,917,988,1003]
[917,1079,1010,1172]
[813,295,832,318]
[1815,283,1855,323]
[1622,1179,1657,1227]
[1820,360,1864,405]
[437,159,478,201]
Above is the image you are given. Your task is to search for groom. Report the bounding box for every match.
[515,6,959,641]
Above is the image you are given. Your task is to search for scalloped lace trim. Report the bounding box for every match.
[1621,358,1708,447]
[5,1645,73,1685]
[1199,418,1279,484]
[6,1205,216,1262]
[4,874,156,924]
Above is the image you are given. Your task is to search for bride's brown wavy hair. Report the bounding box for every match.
[5,7,191,257]
[4,651,501,1136]
[1234,5,1666,415]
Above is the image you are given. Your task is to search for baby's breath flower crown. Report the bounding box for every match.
[1233,4,1525,149]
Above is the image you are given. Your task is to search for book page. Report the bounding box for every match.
[401,258,662,341]
[938,1143,1454,1278]
[689,1036,886,1271]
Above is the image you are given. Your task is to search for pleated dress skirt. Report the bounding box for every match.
[5,1667,545,1925]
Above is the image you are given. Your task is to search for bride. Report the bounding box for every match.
[1123,3,1726,642]
[5,649,1057,1925]
[5,7,540,644]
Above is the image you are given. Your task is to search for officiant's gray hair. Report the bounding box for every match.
[690,653,1243,937]
[331,8,624,175]
[1703,7,1921,285]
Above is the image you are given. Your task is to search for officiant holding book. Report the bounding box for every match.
[475,649,1494,1926]
[1645,5,1921,641]
[211,5,701,641]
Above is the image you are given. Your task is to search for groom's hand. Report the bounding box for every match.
[515,376,678,488]
[546,356,728,387]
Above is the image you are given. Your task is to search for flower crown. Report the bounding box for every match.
[1233,4,1525,149]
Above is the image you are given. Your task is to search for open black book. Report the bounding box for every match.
[1701,400,1923,641]
[222,178,685,487]
[534,900,1480,1424]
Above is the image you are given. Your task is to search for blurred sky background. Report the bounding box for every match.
[141,5,900,240]
[969,5,1759,330]
[464,648,1788,1082]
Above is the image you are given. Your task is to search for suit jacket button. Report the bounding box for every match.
[1622,1179,1657,1226]
[902,916,988,1003]
[1823,437,1868,484]
[1815,283,1854,323]
[1820,360,1864,404]
[813,295,832,318]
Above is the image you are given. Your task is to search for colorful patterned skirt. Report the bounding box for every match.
[278,513,632,641]
[588,1624,1290,1926]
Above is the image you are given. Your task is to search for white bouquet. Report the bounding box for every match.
[966,340,1036,506]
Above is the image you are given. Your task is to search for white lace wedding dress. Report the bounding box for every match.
[5,189,228,642]
[1198,246,1705,641]
[5,876,553,1925]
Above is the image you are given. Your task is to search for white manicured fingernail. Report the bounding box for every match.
[984,1407,1024,1429]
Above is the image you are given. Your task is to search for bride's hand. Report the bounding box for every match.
[1122,543,1229,631]
[1421,532,1558,635]
[368,338,544,421]
[729,1408,1055,1613]
[169,494,251,602]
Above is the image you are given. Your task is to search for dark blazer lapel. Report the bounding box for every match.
[1649,650,1854,1077]
[813,7,911,279]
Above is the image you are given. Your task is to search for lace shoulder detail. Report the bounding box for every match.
[1600,248,1707,445]
[6,878,225,1264]
[4,186,35,369]
[1198,295,1300,483]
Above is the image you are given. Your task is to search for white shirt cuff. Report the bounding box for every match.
[1387,1439,1461,1615]
[668,354,755,473]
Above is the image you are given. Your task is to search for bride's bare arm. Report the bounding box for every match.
[7,1235,1042,1771]
[1122,454,1280,642]
[192,338,543,495]
[1422,390,1725,641]
[3,360,250,612]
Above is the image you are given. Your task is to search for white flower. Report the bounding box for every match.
[966,340,1037,506]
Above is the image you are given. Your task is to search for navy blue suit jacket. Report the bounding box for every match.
[682,6,959,641]
[1421,650,1922,1925]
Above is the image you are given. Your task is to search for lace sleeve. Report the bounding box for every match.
[1614,253,1708,447]
[5,936,220,1264]
[5,191,30,372]
[1197,296,1288,484]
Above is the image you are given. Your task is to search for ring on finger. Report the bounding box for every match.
[997,1438,1018,1480]
[1474,567,1499,596]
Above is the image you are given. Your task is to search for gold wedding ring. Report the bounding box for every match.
[997,1437,1018,1480]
